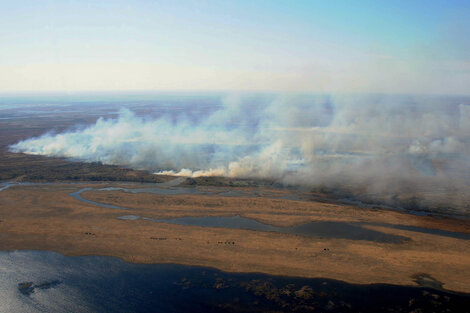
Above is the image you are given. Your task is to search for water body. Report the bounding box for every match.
[382,224,470,240]
[97,185,305,200]
[95,184,470,217]
[1,250,469,313]
[0,182,38,192]
[65,183,470,243]
[121,214,470,242]
[70,188,129,210]
[0,183,12,192]
[98,186,208,196]
[2,181,469,242]
[67,181,446,244]
[2,180,468,218]
[121,215,409,243]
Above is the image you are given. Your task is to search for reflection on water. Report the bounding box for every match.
[116,215,140,220]
[0,250,468,313]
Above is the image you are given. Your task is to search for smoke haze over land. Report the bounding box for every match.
[9,94,470,212]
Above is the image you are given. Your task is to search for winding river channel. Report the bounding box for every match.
[2,180,470,242]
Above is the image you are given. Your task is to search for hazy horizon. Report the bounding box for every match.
[1,1,469,95]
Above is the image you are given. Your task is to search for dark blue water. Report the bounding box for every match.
[1,250,469,313]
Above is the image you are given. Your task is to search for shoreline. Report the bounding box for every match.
[4,249,470,313]
[4,248,470,297]
[1,182,470,293]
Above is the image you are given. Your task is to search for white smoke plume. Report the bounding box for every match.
[9,94,470,211]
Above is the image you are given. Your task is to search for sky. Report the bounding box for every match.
[0,0,469,94]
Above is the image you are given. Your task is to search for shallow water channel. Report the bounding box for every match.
[67,185,470,243]
[118,214,408,243]
[2,181,470,242]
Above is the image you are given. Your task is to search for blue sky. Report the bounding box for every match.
[0,0,469,94]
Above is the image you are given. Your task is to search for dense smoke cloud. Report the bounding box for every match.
[9,94,470,211]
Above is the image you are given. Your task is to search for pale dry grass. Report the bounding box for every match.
[0,184,469,293]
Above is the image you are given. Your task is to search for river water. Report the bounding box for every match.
[3,181,470,242]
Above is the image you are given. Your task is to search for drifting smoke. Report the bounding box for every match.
[9,94,470,212]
